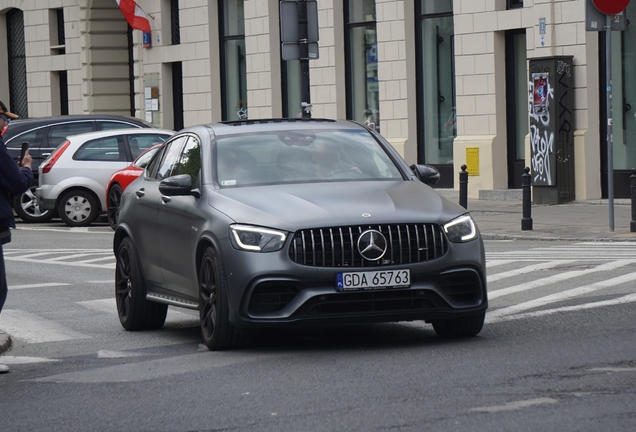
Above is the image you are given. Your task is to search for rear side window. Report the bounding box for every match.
[5,128,45,149]
[74,136,127,161]
[48,122,95,148]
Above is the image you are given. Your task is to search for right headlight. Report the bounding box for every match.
[229,224,287,252]
[443,215,477,243]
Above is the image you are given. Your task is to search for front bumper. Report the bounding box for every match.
[219,236,488,329]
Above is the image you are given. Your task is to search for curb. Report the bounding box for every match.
[0,331,11,355]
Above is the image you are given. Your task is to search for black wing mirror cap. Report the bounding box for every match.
[159,174,195,196]
[410,164,441,186]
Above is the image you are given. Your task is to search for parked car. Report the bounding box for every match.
[106,143,162,229]
[114,118,488,350]
[36,128,173,227]
[2,114,155,223]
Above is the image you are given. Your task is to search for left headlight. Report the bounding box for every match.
[443,215,477,243]
[229,224,288,252]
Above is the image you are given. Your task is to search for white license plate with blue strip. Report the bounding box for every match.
[336,270,410,291]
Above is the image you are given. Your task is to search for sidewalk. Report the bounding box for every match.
[466,198,636,241]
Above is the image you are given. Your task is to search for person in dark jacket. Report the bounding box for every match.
[0,101,32,374]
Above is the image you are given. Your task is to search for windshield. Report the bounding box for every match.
[215,129,403,187]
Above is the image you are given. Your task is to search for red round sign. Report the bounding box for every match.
[592,0,630,15]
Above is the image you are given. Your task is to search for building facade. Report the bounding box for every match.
[0,0,633,199]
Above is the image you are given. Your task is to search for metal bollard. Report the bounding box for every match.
[631,168,636,233]
[521,166,533,230]
[459,164,468,209]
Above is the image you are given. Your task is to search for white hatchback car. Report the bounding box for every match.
[36,128,173,227]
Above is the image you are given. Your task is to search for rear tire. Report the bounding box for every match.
[199,246,247,350]
[58,189,100,227]
[432,313,485,338]
[115,237,167,330]
[13,185,56,223]
[107,184,123,230]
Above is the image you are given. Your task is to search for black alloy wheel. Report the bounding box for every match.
[107,184,123,230]
[432,312,485,338]
[58,189,100,227]
[199,246,246,350]
[115,237,167,331]
[14,186,56,223]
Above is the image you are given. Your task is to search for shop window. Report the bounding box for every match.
[49,8,65,54]
[345,0,379,131]
[219,0,247,120]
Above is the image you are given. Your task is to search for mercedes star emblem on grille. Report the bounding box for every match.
[357,229,388,261]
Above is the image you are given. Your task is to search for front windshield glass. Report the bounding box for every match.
[215,129,403,187]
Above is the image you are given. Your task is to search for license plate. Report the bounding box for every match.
[336,269,410,291]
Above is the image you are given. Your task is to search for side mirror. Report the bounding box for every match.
[159,174,199,197]
[410,164,440,186]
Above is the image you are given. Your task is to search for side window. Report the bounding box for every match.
[127,134,169,159]
[172,135,201,183]
[6,129,45,149]
[48,122,95,148]
[98,121,140,131]
[74,136,126,161]
[154,136,187,180]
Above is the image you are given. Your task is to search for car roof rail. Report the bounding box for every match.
[221,118,337,126]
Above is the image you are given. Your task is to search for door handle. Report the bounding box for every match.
[161,196,171,203]
[135,188,145,198]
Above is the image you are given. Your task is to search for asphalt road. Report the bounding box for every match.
[1,220,635,431]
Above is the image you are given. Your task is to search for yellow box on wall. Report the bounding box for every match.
[466,147,479,176]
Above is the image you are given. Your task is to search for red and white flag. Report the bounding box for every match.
[116,0,151,33]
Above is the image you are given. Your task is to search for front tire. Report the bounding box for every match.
[107,184,123,230]
[58,189,100,227]
[115,237,167,330]
[14,185,56,223]
[432,313,485,338]
[199,246,246,350]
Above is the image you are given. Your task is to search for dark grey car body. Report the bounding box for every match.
[114,119,487,349]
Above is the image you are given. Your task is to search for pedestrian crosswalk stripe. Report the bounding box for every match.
[486,260,515,268]
[488,260,575,283]
[488,259,636,299]
[9,282,71,290]
[0,309,91,343]
[488,270,636,320]
[488,293,636,323]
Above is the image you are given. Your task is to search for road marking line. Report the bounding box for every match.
[75,256,114,264]
[488,293,636,323]
[46,253,111,262]
[85,280,115,284]
[488,270,636,320]
[488,260,575,283]
[0,356,60,364]
[470,398,558,413]
[9,282,71,290]
[0,309,91,343]
[5,256,114,269]
[488,259,636,300]
[97,350,150,359]
[589,367,636,373]
[486,260,515,268]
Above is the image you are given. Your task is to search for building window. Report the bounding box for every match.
[171,0,180,45]
[507,0,523,9]
[345,0,379,131]
[220,0,247,121]
[6,8,27,118]
[50,8,65,54]
[416,0,455,173]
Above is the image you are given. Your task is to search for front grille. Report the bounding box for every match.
[289,224,447,267]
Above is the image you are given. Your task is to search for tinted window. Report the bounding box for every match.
[5,128,45,149]
[128,134,169,159]
[74,136,126,161]
[172,135,201,183]
[155,136,187,180]
[133,146,161,169]
[48,122,95,148]
[98,121,142,131]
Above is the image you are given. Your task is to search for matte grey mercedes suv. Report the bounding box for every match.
[114,119,487,350]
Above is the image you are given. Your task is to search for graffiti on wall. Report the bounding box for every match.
[529,72,555,185]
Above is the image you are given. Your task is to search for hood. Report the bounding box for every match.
[208,180,466,231]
